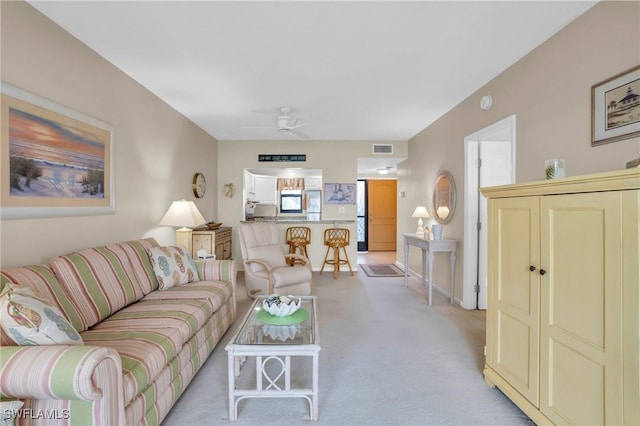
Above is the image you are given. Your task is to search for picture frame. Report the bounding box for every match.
[591,65,640,146]
[1,82,115,219]
[324,183,356,204]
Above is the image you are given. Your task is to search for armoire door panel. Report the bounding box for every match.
[497,207,537,313]
[497,310,533,387]
[547,207,606,349]
[622,189,640,425]
[488,197,540,404]
[547,339,604,424]
[540,192,623,424]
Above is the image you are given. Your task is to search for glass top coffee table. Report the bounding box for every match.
[225,295,320,421]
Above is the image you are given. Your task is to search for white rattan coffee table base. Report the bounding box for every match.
[226,346,320,421]
[225,296,320,421]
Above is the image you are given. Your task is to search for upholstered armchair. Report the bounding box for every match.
[238,222,312,298]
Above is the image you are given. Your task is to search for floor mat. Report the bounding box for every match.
[359,264,404,277]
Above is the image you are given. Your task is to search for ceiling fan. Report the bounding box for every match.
[244,107,308,139]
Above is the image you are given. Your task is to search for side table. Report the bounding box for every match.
[403,233,457,306]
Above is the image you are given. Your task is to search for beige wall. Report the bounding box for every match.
[4,0,637,283]
[0,2,219,267]
[399,1,640,303]
[218,139,407,264]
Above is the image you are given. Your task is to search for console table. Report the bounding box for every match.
[403,233,457,306]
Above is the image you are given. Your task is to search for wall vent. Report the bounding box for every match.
[373,144,393,154]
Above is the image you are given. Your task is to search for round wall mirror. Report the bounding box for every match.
[432,171,456,225]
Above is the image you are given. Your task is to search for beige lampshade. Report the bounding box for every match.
[411,206,430,218]
[159,200,206,230]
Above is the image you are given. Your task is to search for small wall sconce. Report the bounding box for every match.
[223,183,235,198]
[436,206,450,220]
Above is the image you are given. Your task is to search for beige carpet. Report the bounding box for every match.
[161,270,532,425]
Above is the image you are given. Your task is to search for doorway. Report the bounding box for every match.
[357,180,368,251]
[367,180,397,251]
[463,115,516,309]
[356,179,397,252]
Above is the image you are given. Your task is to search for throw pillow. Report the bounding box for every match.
[0,284,83,346]
[148,246,199,290]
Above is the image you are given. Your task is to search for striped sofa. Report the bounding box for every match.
[0,238,237,425]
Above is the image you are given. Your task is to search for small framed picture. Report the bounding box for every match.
[591,65,640,146]
[323,183,356,204]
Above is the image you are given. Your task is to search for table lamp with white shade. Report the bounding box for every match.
[411,206,430,237]
[159,199,207,250]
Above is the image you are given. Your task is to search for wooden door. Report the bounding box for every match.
[539,192,623,425]
[486,196,540,405]
[367,180,397,251]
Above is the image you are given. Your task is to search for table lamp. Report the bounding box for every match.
[159,199,206,250]
[411,206,430,237]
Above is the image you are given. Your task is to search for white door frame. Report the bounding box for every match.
[462,115,516,309]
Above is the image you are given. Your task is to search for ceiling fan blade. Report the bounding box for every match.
[287,121,306,130]
[290,129,309,139]
[242,125,276,129]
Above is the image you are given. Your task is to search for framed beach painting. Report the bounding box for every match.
[591,65,640,146]
[324,183,356,204]
[1,82,115,219]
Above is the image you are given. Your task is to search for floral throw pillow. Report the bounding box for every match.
[148,246,200,290]
[0,284,83,346]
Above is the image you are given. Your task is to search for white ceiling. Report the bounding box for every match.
[29,0,596,147]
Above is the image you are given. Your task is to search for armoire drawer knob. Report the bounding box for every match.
[529,265,536,272]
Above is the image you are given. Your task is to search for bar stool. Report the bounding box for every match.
[285,226,311,266]
[320,228,354,279]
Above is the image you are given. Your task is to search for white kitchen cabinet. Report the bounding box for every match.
[254,175,277,204]
[244,170,255,199]
[305,176,322,190]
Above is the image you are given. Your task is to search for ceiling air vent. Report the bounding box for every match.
[373,144,393,154]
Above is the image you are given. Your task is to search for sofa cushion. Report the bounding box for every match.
[117,238,161,293]
[82,298,212,405]
[142,280,233,314]
[272,266,313,288]
[148,246,199,290]
[51,244,150,331]
[0,265,85,333]
[0,284,83,346]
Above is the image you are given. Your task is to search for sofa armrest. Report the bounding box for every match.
[196,259,237,286]
[196,259,237,306]
[1,345,123,402]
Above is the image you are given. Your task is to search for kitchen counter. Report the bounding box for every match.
[239,219,357,271]
[242,218,355,224]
